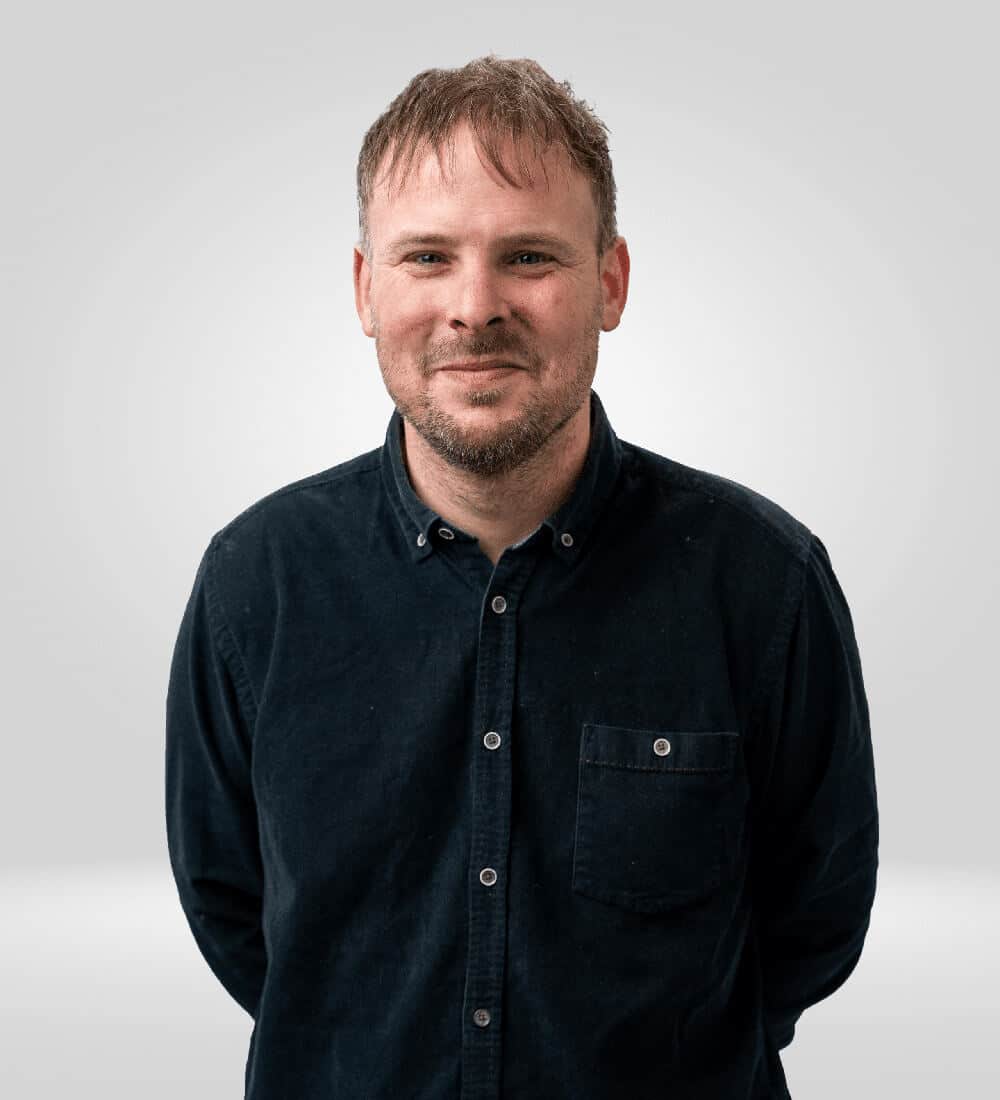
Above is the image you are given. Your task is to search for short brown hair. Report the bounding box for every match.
[356,55,618,260]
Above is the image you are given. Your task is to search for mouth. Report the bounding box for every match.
[437,359,524,372]
[439,365,522,384]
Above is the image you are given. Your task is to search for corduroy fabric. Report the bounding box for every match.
[165,388,878,1099]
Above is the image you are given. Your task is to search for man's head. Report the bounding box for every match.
[353,55,629,479]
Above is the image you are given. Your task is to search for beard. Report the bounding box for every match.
[372,300,603,479]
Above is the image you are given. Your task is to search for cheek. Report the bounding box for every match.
[375,286,435,340]
[530,284,599,344]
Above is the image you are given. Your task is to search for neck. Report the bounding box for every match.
[401,397,592,565]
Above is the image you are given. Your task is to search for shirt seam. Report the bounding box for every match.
[216,457,383,543]
[203,533,261,737]
[621,442,807,556]
[744,531,815,816]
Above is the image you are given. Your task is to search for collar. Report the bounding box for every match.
[380,388,624,567]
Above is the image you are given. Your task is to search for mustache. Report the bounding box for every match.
[422,335,534,369]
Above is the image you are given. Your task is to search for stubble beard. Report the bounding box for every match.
[373,303,603,479]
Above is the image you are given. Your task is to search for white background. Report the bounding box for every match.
[2,1,997,1095]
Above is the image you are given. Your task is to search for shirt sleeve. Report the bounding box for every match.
[750,532,879,1050]
[165,534,267,1019]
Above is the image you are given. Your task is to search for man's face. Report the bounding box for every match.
[353,122,629,477]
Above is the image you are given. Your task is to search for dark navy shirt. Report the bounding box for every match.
[165,388,879,1099]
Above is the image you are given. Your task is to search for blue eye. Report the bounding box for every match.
[405,251,553,268]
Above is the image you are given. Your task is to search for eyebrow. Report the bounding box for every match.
[382,232,579,259]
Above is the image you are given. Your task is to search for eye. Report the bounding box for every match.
[403,250,553,269]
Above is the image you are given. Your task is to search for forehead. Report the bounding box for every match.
[368,123,596,233]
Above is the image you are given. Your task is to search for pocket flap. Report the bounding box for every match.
[581,724,739,774]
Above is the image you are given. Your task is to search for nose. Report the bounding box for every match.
[447,259,512,332]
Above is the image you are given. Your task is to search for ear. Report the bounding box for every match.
[599,237,630,332]
[353,245,375,338]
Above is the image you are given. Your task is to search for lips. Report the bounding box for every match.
[438,360,523,372]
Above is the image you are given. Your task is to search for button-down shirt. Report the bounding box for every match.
[165,388,879,1099]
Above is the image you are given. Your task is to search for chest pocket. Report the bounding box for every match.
[572,724,747,914]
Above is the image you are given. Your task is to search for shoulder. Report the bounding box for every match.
[211,446,382,549]
[617,440,830,718]
[200,446,382,609]
[619,439,814,563]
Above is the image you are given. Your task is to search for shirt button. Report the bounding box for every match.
[438,527,455,540]
[653,738,671,756]
[560,532,574,546]
[483,731,501,750]
[416,532,426,547]
[491,595,507,613]
[473,1008,491,1028]
[479,867,498,887]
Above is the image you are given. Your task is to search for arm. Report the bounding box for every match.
[165,534,267,1018]
[749,533,879,1049]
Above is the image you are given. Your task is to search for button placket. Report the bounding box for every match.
[461,550,543,1098]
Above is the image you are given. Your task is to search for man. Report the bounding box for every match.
[166,55,878,1099]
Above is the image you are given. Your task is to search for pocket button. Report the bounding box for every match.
[572,724,746,914]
